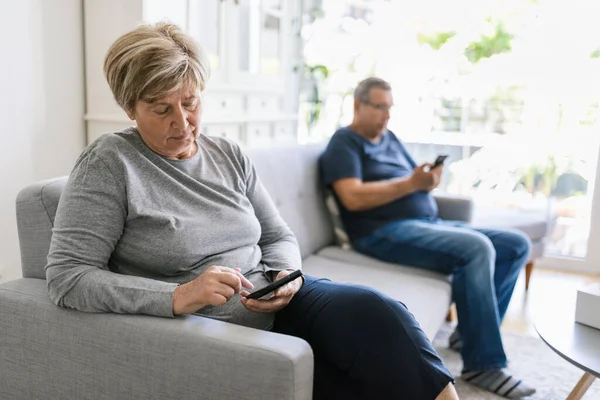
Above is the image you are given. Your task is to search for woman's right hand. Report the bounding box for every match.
[172,266,254,315]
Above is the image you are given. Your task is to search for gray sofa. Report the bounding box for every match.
[1,144,472,400]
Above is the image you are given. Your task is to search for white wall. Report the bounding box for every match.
[0,0,86,281]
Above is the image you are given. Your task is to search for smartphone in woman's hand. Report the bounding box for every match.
[244,270,303,300]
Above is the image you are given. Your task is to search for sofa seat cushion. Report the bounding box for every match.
[302,250,452,340]
[317,247,452,284]
[472,205,549,242]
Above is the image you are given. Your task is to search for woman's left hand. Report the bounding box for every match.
[240,270,302,313]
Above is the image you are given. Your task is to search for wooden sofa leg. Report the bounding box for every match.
[525,261,534,291]
[446,306,455,322]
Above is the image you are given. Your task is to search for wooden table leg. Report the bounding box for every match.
[566,372,596,400]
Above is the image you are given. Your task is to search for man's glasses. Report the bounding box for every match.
[362,100,393,113]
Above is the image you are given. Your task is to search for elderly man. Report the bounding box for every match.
[320,77,535,399]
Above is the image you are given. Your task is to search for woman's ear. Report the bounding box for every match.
[125,104,136,121]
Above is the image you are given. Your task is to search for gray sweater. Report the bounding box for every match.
[46,128,301,330]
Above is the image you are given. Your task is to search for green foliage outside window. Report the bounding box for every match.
[464,21,514,63]
[417,31,456,50]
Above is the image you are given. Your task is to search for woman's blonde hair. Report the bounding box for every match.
[104,22,210,114]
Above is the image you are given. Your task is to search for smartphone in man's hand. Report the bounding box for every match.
[430,154,449,170]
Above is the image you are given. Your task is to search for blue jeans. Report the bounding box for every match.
[353,218,531,371]
[273,276,454,399]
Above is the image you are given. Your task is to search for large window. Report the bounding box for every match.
[300,0,600,262]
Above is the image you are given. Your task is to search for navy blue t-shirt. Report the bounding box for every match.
[320,127,438,242]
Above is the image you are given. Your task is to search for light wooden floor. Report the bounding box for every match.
[501,268,600,336]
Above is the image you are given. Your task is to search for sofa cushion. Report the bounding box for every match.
[472,205,549,241]
[323,190,351,250]
[246,144,333,259]
[302,250,452,340]
[318,246,452,284]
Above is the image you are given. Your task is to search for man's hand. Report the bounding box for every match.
[429,164,444,191]
[410,163,443,192]
[428,164,443,191]
[172,266,253,315]
[240,270,303,313]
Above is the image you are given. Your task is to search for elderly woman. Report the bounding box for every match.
[46,23,458,400]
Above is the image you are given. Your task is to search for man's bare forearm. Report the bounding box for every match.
[337,177,416,211]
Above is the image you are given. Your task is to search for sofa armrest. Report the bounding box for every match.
[0,278,313,400]
[433,191,474,223]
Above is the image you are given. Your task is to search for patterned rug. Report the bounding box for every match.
[433,323,600,399]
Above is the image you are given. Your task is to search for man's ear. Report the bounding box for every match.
[354,98,361,112]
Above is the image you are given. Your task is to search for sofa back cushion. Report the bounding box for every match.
[246,144,334,259]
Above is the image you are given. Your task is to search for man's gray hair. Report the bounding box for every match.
[353,77,391,103]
